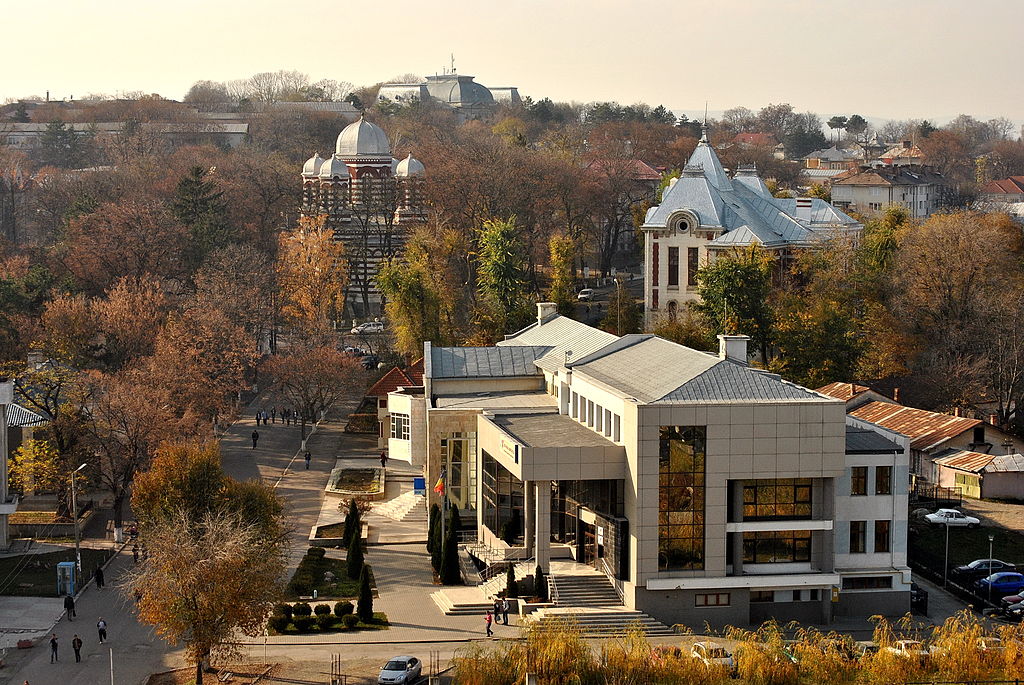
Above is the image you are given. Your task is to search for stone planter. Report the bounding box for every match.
[308,521,368,547]
[325,467,385,502]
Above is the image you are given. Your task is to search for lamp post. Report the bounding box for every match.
[988,533,995,605]
[70,463,87,578]
[943,520,950,588]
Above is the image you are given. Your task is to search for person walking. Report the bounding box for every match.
[254,410,261,426]
[94,565,104,589]
[251,430,259,449]
[97,618,107,644]
[492,598,502,624]
[132,544,139,563]
[71,634,82,663]
[484,610,493,637]
[502,597,510,625]
[63,594,76,620]
[49,634,58,663]
[271,407,277,424]
[304,451,311,470]
[380,449,388,469]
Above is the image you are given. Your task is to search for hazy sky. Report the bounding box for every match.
[6,0,1021,123]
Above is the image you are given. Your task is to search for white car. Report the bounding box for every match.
[884,639,931,661]
[925,508,980,528]
[691,641,734,669]
[577,288,594,301]
[378,655,421,684]
[352,321,385,335]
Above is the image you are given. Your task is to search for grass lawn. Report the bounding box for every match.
[285,549,376,599]
[909,521,1024,570]
[314,522,347,539]
[330,468,379,493]
[0,548,115,596]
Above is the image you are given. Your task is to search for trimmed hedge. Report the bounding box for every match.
[334,601,354,617]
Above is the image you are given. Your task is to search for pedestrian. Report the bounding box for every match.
[492,598,501,624]
[63,593,75,620]
[132,544,139,563]
[304,451,311,470]
[485,610,493,637]
[285,410,291,426]
[97,618,107,644]
[72,634,82,663]
[380,449,388,469]
[94,565,104,589]
[254,410,261,426]
[49,633,58,662]
[251,430,259,449]
[502,597,510,625]
[271,407,277,424]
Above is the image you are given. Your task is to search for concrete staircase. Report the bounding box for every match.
[479,560,535,598]
[528,606,675,635]
[431,587,494,615]
[372,491,427,523]
[550,573,622,606]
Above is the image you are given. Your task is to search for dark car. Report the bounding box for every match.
[1002,594,1024,610]
[952,559,1016,583]
[910,582,929,614]
[975,572,1024,597]
[360,354,380,370]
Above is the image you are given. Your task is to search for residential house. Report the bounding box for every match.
[831,165,947,218]
[979,177,1024,203]
[0,382,45,550]
[391,304,912,628]
[799,146,863,187]
[932,450,1024,499]
[876,141,925,167]
[366,360,424,450]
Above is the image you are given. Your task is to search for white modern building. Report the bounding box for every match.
[639,129,861,325]
[388,305,911,627]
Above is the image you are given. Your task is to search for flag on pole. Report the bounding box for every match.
[433,467,446,495]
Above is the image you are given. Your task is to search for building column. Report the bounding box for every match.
[524,481,535,556]
[730,480,744,576]
[731,533,744,576]
[535,482,551,573]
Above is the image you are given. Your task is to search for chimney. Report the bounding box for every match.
[893,387,900,403]
[536,302,558,326]
[795,196,813,221]
[718,334,750,365]
[953,407,962,417]
[989,413,1000,428]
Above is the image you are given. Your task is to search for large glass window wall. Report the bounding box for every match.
[659,426,706,571]
[481,450,524,545]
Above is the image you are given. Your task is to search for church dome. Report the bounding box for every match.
[318,155,350,181]
[335,116,391,158]
[395,153,425,178]
[302,152,325,177]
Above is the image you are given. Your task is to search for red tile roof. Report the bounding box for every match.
[981,176,1024,196]
[405,358,424,385]
[848,401,980,451]
[366,358,425,397]
[816,382,871,402]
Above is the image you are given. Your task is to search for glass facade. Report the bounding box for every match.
[742,530,812,564]
[742,479,813,520]
[440,432,477,511]
[659,426,706,571]
[481,450,524,544]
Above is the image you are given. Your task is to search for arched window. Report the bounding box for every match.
[667,300,678,322]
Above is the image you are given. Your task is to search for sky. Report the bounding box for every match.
[5,0,1022,124]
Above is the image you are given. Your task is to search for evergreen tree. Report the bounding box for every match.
[476,217,531,341]
[430,511,443,572]
[546,235,577,317]
[343,498,360,548]
[534,564,548,602]
[11,101,29,123]
[37,120,91,169]
[448,505,461,535]
[505,563,519,598]
[439,525,461,585]
[346,527,364,580]
[172,165,235,263]
[427,503,440,554]
[599,278,642,335]
[356,565,373,622]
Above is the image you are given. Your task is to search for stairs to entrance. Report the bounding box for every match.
[430,587,494,615]
[550,573,622,606]
[372,491,426,523]
[528,606,675,635]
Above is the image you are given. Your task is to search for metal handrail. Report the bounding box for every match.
[600,558,624,604]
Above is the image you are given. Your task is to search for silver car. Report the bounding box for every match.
[378,656,421,684]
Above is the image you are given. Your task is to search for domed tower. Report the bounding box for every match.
[393,153,427,225]
[334,115,393,207]
[317,155,351,223]
[300,152,324,216]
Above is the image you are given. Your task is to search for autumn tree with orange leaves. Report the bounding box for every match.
[276,214,347,334]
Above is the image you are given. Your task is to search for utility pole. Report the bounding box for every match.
[71,463,87,577]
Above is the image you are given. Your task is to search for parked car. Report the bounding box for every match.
[691,641,734,670]
[352,321,385,335]
[952,559,1016,583]
[884,639,934,663]
[976,572,1024,597]
[854,640,880,660]
[978,637,1004,654]
[378,655,421,684]
[1001,594,1024,610]
[359,354,381,370]
[925,508,980,528]
[343,346,366,357]
[577,288,594,301]
[910,582,929,614]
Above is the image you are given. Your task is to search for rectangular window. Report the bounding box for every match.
[842,576,893,590]
[695,593,730,607]
[652,288,659,310]
[659,426,707,571]
[742,530,811,563]
[742,479,813,520]
[874,520,891,553]
[687,247,699,287]
[851,467,867,496]
[652,242,659,287]
[378,398,387,408]
[850,521,866,553]
[750,590,774,603]
[390,413,410,440]
[668,247,680,287]
[875,466,892,495]
[809,589,819,601]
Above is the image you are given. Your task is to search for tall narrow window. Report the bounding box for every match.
[874,520,891,553]
[659,426,706,570]
[652,242,659,287]
[850,521,866,553]
[851,467,867,496]
[687,247,699,287]
[875,466,892,495]
[667,247,680,287]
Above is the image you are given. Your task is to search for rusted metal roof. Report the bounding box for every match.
[933,449,995,474]
[848,401,980,451]
[816,382,871,402]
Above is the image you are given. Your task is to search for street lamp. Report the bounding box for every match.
[943,519,950,588]
[70,463,87,578]
[988,533,995,605]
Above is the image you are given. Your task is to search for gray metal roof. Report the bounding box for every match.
[845,426,903,454]
[429,346,550,379]
[498,315,618,373]
[660,361,825,403]
[5,403,46,428]
[488,412,621,449]
[987,453,1024,473]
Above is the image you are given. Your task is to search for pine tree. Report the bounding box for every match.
[535,564,548,602]
[356,565,373,622]
[439,525,461,585]
[343,498,360,548]
[346,527,364,580]
[430,507,444,573]
[505,563,519,598]
[546,235,577,317]
[172,165,235,262]
[11,101,29,123]
[426,503,440,554]
[448,505,461,535]
[476,217,531,341]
